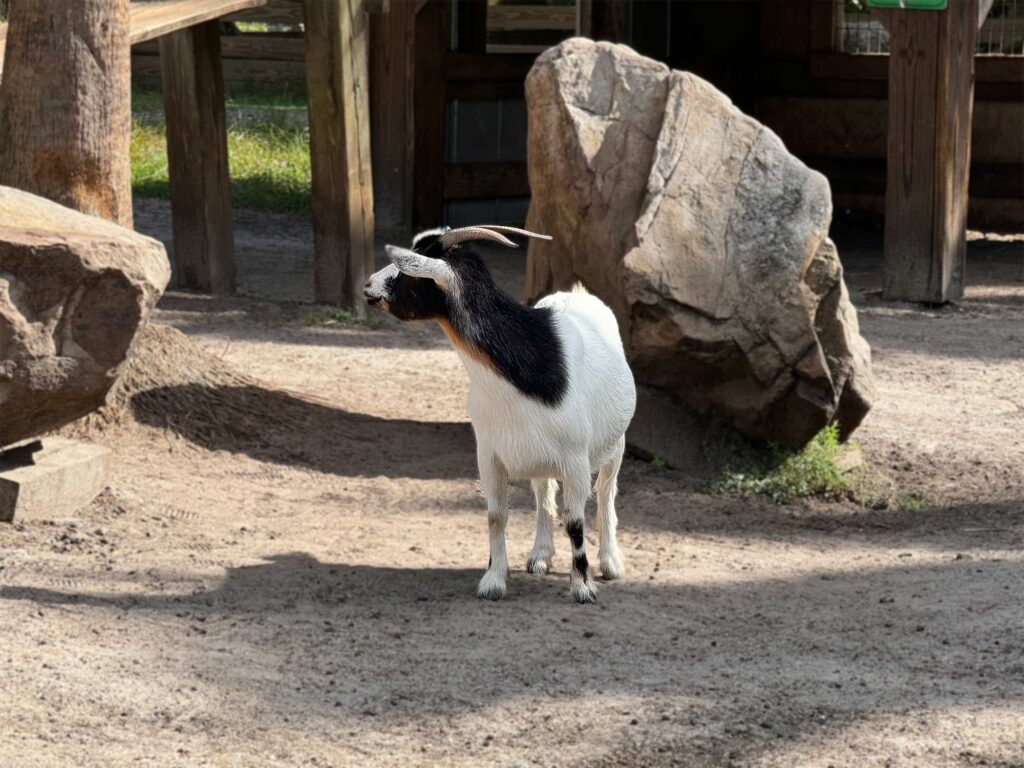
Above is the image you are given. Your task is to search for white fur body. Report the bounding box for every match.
[457,288,635,603]
[461,290,635,481]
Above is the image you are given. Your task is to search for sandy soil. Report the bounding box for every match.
[1,203,1022,767]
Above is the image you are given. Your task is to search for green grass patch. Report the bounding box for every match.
[131,120,312,214]
[303,307,384,330]
[710,425,856,505]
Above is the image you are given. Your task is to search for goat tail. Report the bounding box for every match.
[571,281,589,294]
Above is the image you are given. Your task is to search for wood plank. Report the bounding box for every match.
[413,0,445,226]
[370,0,415,232]
[758,97,1024,166]
[135,34,304,60]
[576,0,593,37]
[484,43,547,54]
[444,51,535,81]
[130,0,268,45]
[446,78,524,100]
[455,0,486,53]
[224,0,304,24]
[132,53,306,82]
[444,162,529,200]
[159,19,236,292]
[808,51,1023,83]
[304,0,375,310]
[590,0,630,44]
[931,0,977,299]
[882,0,979,303]
[487,5,575,32]
[809,0,836,53]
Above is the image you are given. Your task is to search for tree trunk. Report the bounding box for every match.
[0,0,132,227]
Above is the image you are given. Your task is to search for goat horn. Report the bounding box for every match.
[440,226,518,249]
[472,225,553,242]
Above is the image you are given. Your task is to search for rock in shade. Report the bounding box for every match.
[524,39,873,449]
[0,185,170,447]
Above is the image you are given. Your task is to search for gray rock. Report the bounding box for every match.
[525,39,873,450]
[0,185,170,447]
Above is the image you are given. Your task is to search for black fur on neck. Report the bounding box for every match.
[440,244,569,407]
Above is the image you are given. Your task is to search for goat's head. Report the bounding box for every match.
[363,225,551,321]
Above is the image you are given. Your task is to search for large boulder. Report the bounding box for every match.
[525,39,873,450]
[0,185,170,447]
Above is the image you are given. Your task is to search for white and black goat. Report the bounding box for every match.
[364,225,636,603]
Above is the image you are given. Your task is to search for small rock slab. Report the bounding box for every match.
[0,438,111,522]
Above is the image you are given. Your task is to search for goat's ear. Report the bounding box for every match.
[386,245,457,291]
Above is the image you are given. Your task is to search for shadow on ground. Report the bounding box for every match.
[131,383,476,480]
[4,550,1022,764]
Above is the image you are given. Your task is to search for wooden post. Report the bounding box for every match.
[881,0,978,303]
[576,0,593,37]
[304,0,375,311]
[159,20,236,293]
[591,0,631,44]
[413,0,445,228]
[370,0,416,238]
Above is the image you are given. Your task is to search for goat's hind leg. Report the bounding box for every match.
[596,436,625,580]
[563,464,597,603]
[527,478,557,575]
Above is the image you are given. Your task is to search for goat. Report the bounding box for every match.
[364,225,637,603]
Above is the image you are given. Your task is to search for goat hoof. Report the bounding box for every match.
[569,579,598,604]
[526,556,551,575]
[477,571,507,601]
[600,551,624,581]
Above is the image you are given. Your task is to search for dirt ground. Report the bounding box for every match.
[1,201,1023,768]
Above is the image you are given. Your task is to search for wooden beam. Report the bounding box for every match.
[487,5,575,32]
[590,0,631,44]
[159,20,236,293]
[133,54,306,84]
[576,0,593,37]
[443,162,529,200]
[131,0,267,45]
[444,52,534,81]
[454,0,486,53]
[370,0,415,233]
[881,0,978,303]
[2,0,269,80]
[303,0,375,310]
[413,0,445,227]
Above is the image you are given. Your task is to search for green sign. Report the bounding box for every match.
[866,0,948,9]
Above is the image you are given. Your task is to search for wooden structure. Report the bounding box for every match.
[132,0,307,89]
[880,0,979,302]
[2,0,378,309]
[304,0,375,309]
[363,0,1021,303]
[0,0,266,295]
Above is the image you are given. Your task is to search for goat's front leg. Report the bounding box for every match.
[563,463,597,604]
[477,450,510,600]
